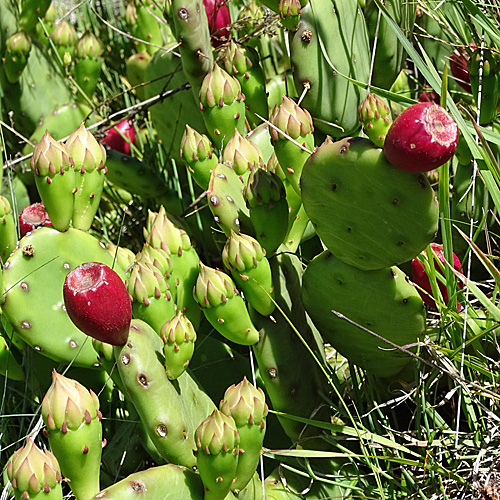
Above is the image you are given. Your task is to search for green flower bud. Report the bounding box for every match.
[30,131,71,177]
[128,260,171,305]
[180,125,215,164]
[161,310,197,345]
[244,166,286,208]
[65,123,106,173]
[222,40,255,76]
[269,95,314,142]
[137,243,173,277]
[51,20,77,49]
[144,206,192,255]
[222,231,265,272]
[41,370,101,432]
[199,64,244,110]
[6,438,63,497]
[195,409,240,455]
[220,377,268,427]
[75,31,102,59]
[6,30,31,53]
[222,129,264,175]
[193,263,237,308]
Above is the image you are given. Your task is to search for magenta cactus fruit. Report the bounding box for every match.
[203,0,231,48]
[101,119,136,155]
[18,202,52,237]
[411,243,463,310]
[383,102,459,173]
[63,262,131,346]
[450,45,475,94]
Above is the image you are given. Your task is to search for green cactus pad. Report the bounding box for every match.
[1,227,122,367]
[289,0,371,137]
[114,319,215,468]
[91,464,206,499]
[302,250,426,378]
[301,137,439,270]
[207,163,252,237]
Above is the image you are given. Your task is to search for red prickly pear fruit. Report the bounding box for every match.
[450,45,475,94]
[383,102,459,173]
[101,120,136,155]
[63,262,132,346]
[418,85,440,104]
[18,203,52,237]
[411,243,463,310]
[203,0,231,48]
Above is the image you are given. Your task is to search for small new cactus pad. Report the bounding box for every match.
[195,409,240,500]
[383,102,459,172]
[193,263,260,345]
[411,243,463,310]
[1,227,120,367]
[6,438,63,500]
[207,162,252,236]
[41,371,102,500]
[63,262,132,346]
[220,377,268,491]
[300,137,439,270]
[90,464,205,499]
[302,250,426,378]
[114,319,215,467]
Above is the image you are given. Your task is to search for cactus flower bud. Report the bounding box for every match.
[75,31,102,59]
[200,64,243,110]
[66,123,106,173]
[279,0,301,31]
[4,31,32,83]
[161,311,197,379]
[244,166,286,208]
[6,438,63,498]
[195,410,240,499]
[194,263,236,308]
[269,95,313,142]
[41,370,100,431]
[180,125,218,190]
[358,93,393,148]
[31,131,71,177]
[222,129,265,175]
[220,377,268,427]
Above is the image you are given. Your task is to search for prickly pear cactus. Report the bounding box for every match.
[302,250,426,377]
[300,137,439,270]
[1,227,122,367]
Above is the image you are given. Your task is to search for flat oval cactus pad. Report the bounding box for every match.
[1,227,122,367]
[301,137,439,270]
